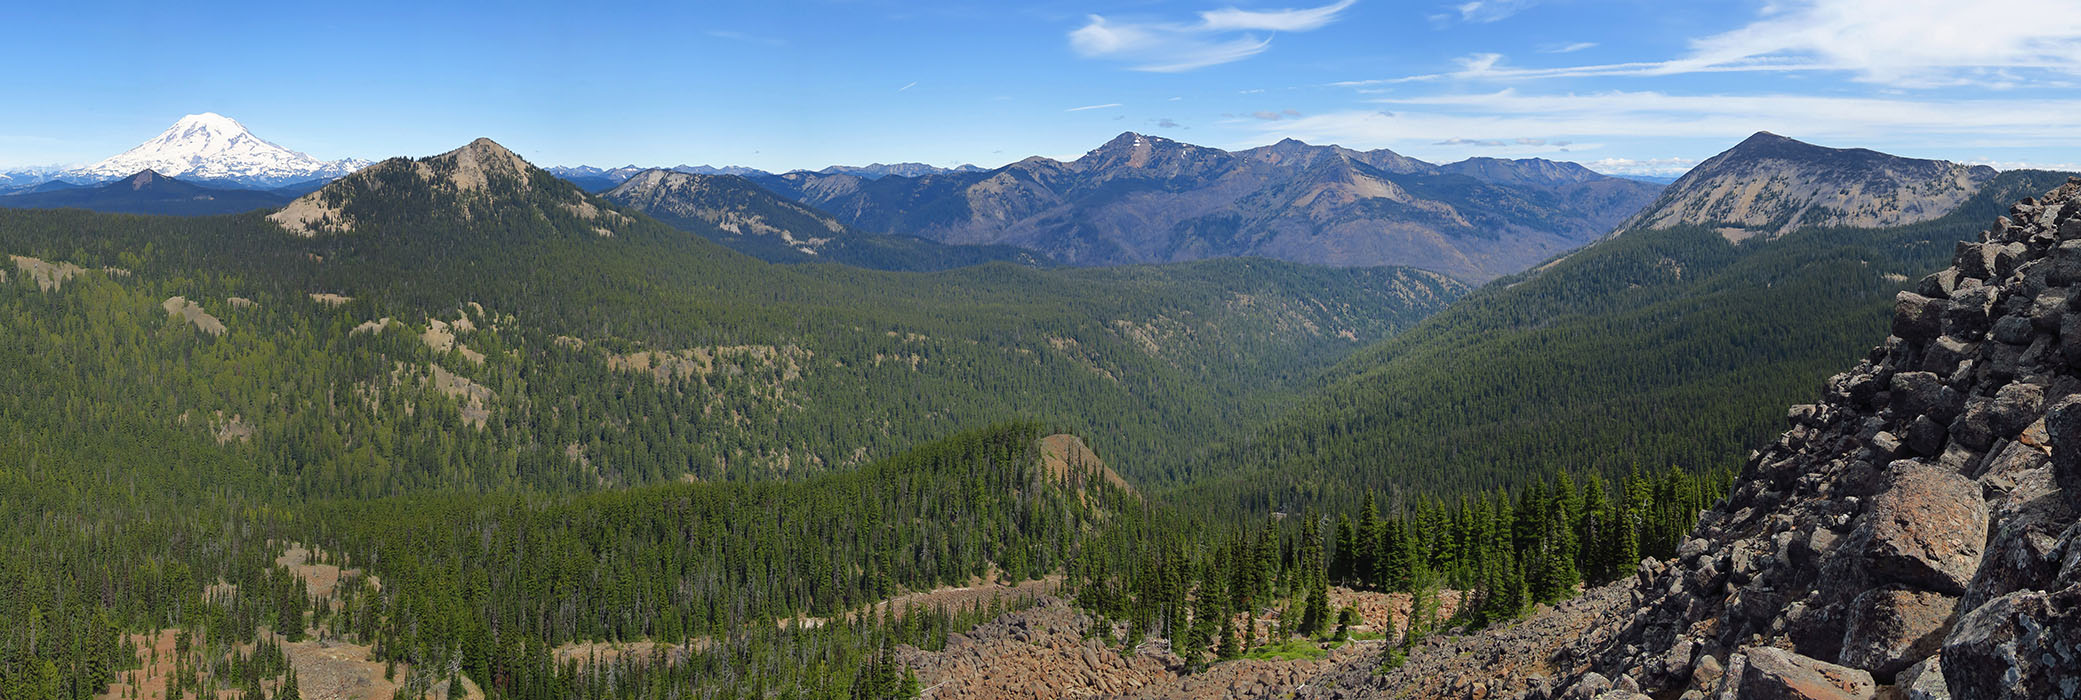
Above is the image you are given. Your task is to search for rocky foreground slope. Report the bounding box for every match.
[1302,180,2081,699]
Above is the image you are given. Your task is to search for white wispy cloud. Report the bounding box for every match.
[898,81,918,92]
[1582,156,1701,177]
[1539,42,1596,54]
[1245,90,2081,151]
[1383,0,2081,87]
[1069,0,1356,72]
[704,30,787,47]
[1067,103,1124,112]
[1967,158,2081,172]
[1455,0,1537,23]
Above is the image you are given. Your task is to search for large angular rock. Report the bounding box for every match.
[1837,588,1955,677]
[1961,483,2074,613]
[1890,373,1965,425]
[1896,293,1946,340]
[1941,286,1999,340]
[1941,586,2081,700]
[1855,462,1989,595]
[1895,654,1950,700]
[1736,646,1875,700]
[1951,384,2045,452]
[2046,395,2081,496]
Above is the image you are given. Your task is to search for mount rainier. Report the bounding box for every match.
[69,113,368,187]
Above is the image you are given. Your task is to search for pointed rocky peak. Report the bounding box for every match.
[424,137,537,192]
[122,169,168,189]
[270,138,628,238]
[1075,131,1230,176]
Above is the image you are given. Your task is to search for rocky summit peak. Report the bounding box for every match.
[122,169,166,187]
[269,137,626,238]
[1532,177,2081,699]
[1620,134,1998,238]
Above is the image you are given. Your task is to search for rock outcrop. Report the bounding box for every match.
[1527,178,2081,699]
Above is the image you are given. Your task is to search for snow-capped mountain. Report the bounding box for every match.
[70,113,370,187]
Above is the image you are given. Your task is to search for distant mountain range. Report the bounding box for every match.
[547,162,986,188]
[602,168,1043,271]
[746,133,1667,281]
[0,169,292,215]
[67,113,370,188]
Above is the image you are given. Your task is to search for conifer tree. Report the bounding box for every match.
[1355,492,1380,590]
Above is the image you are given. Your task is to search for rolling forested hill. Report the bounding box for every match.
[0,137,1469,699]
[0,138,1463,496]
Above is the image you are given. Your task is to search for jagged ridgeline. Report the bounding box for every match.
[1173,167,2078,512]
[0,423,1134,699]
[601,168,1045,271]
[0,138,1464,495]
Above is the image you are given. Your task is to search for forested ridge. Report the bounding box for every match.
[1165,169,2080,514]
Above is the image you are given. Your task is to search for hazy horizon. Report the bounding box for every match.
[6,0,2080,175]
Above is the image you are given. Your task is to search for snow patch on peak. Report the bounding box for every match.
[70,114,370,187]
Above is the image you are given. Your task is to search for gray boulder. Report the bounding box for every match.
[1896,293,1946,340]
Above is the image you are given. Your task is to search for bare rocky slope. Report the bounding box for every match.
[1622,132,1997,241]
[752,133,1664,281]
[1292,179,2081,700]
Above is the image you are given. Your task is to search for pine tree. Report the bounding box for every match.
[1355,492,1380,590]
[278,669,302,700]
[1332,514,1356,585]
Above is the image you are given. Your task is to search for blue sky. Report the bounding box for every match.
[4,0,2080,175]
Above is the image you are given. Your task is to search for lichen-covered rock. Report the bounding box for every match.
[2047,395,2081,497]
[1895,654,1950,700]
[1736,647,1876,700]
[1836,588,1954,677]
[1854,462,1990,595]
[1940,586,2081,700]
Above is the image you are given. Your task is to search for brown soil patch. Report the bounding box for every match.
[162,296,227,336]
[1326,586,1464,636]
[280,635,401,700]
[1038,434,1135,497]
[270,194,350,237]
[829,576,1060,627]
[10,254,87,291]
[309,293,353,306]
[895,596,1383,699]
[212,411,253,444]
[395,363,495,428]
[607,345,810,383]
[276,543,377,599]
[552,641,701,669]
